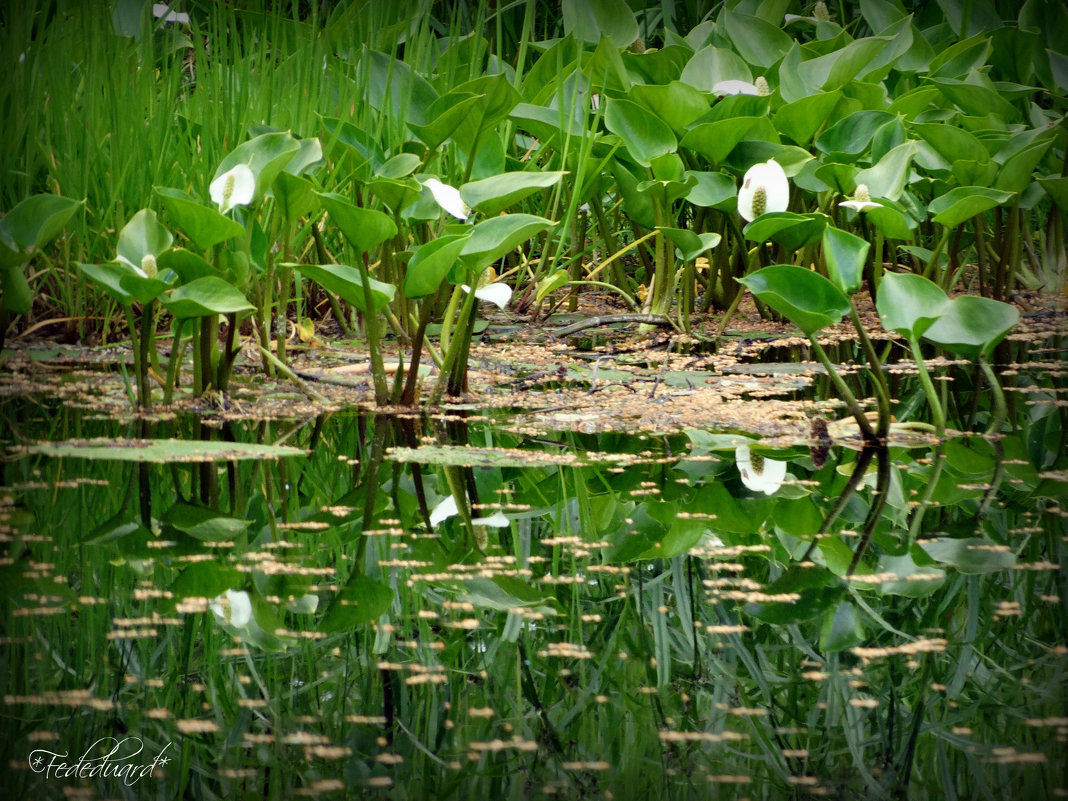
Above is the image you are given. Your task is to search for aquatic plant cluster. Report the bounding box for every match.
[1,0,1064,407]
[1,1,1067,800]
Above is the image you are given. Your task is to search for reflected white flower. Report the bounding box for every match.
[735,444,787,495]
[429,494,511,528]
[209,589,252,627]
[461,282,512,309]
[839,183,882,213]
[423,178,470,220]
[737,158,789,222]
[210,164,255,214]
[429,495,459,526]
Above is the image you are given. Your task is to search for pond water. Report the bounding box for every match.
[1,386,1065,800]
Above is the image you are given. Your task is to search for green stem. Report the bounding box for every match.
[429,288,477,405]
[164,317,188,405]
[921,225,952,282]
[359,253,388,406]
[849,306,891,438]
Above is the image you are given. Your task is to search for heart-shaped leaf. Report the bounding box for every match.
[293,263,395,312]
[822,225,869,295]
[318,193,398,254]
[738,265,852,336]
[155,187,245,250]
[162,276,255,318]
[921,294,1019,359]
[876,272,949,339]
[928,186,1016,229]
[460,171,567,216]
[403,234,472,299]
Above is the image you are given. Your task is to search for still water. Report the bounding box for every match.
[1,398,1065,800]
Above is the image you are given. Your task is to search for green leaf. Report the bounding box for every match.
[460,214,555,272]
[683,171,737,209]
[679,46,753,92]
[922,294,1020,359]
[317,193,398,254]
[403,234,471,299]
[816,110,897,160]
[773,91,842,146]
[854,140,917,202]
[681,117,766,166]
[930,77,1019,122]
[0,194,82,268]
[450,74,522,156]
[876,272,948,339]
[995,139,1054,194]
[723,9,792,68]
[460,171,567,216]
[409,93,486,151]
[155,187,245,250]
[535,269,570,306]
[738,265,852,336]
[604,98,677,167]
[743,212,828,251]
[910,122,990,168]
[272,171,319,222]
[745,566,842,624]
[157,248,219,284]
[928,186,1016,229]
[294,263,395,312]
[657,228,721,262]
[162,276,255,318]
[803,37,890,91]
[628,82,710,136]
[320,574,394,631]
[213,131,302,204]
[367,177,421,214]
[1037,175,1068,208]
[77,261,137,306]
[918,537,1016,574]
[562,0,638,45]
[822,226,869,295]
[863,200,918,241]
[116,208,173,271]
[27,438,306,462]
[820,600,865,652]
[0,264,32,313]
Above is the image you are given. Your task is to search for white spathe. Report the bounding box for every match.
[424,178,470,220]
[461,282,512,309]
[210,164,255,214]
[429,494,510,528]
[210,589,253,627]
[737,159,789,222]
[735,444,788,495]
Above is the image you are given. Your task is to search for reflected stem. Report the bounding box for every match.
[907,335,945,435]
[847,445,891,576]
[848,306,891,438]
[808,337,877,443]
[977,356,1008,519]
[800,446,877,562]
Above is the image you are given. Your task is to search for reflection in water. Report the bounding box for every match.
[1,404,1065,799]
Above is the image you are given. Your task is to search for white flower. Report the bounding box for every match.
[737,158,789,222]
[423,178,470,220]
[735,444,787,495]
[209,589,252,627]
[210,164,255,214]
[838,183,882,213]
[461,282,512,309]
